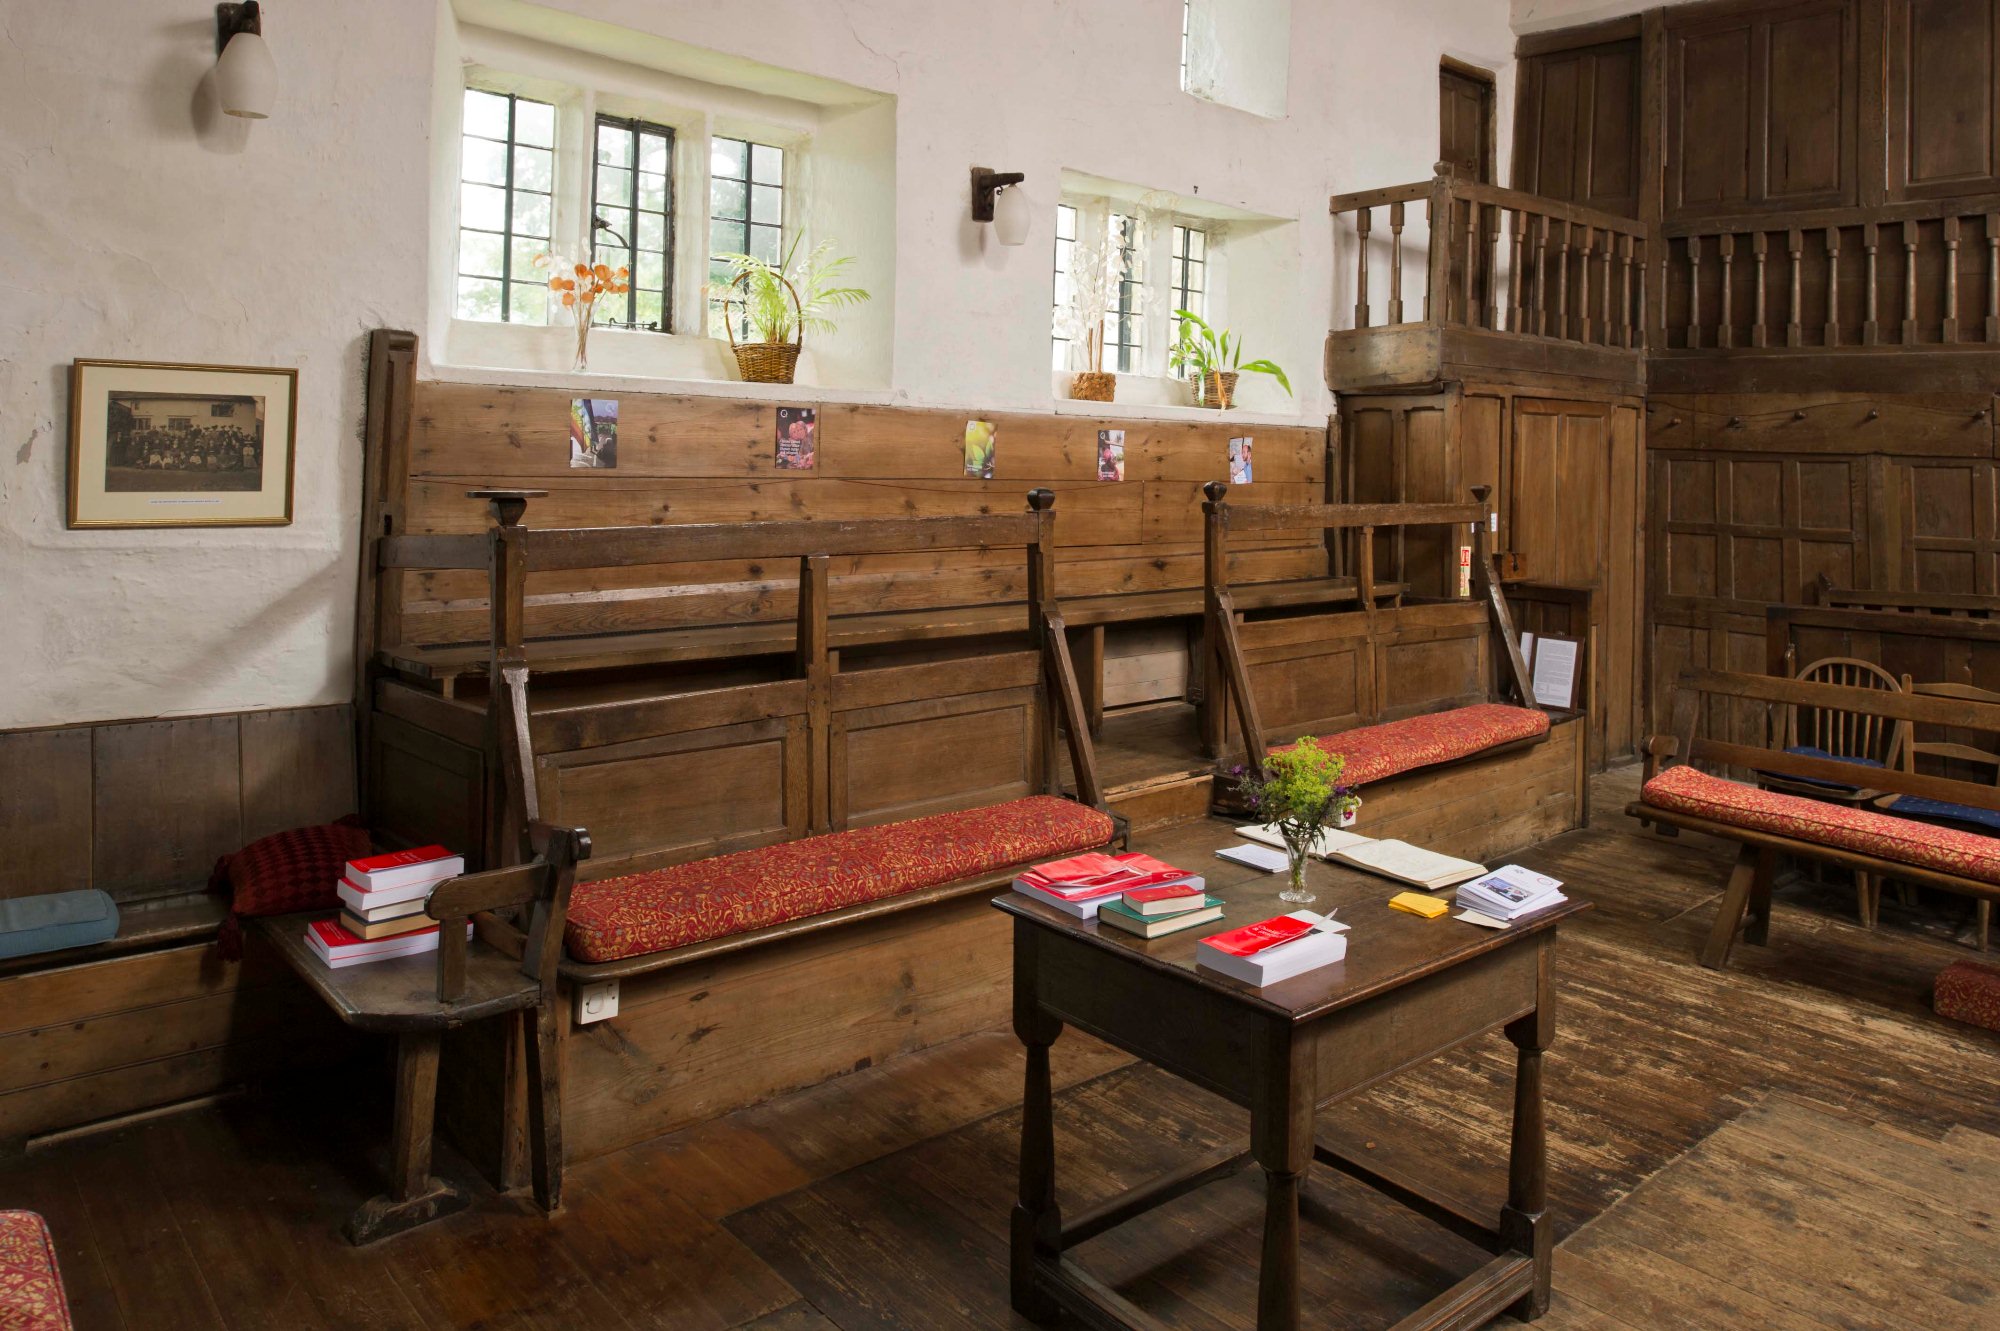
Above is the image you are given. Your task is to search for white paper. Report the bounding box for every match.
[1235,823,1374,859]
[1216,843,1290,873]
[1530,637,1579,708]
[1455,909,1510,929]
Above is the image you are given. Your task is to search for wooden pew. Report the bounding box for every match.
[1811,573,1998,621]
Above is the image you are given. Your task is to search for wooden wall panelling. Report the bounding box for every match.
[1231,610,1376,744]
[365,705,486,864]
[1513,35,1644,218]
[834,684,1041,831]
[1903,456,2000,594]
[90,716,242,902]
[238,707,359,841]
[0,729,92,901]
[1887,0,2000,201]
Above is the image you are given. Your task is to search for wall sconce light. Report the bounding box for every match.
[971,167,1031,246]
[215,2,277,120]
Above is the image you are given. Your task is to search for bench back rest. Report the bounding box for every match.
[1904,677,2000,784]
[1198,484,1535,770]
[424,821,590,1003]
[389,490,1103,877]
[1654,669,2000,816]
[1812,574,1998,621]
[1783,656,1907,768]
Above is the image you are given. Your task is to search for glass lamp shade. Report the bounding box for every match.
[992,184,1031,246]
[216,30,277,119]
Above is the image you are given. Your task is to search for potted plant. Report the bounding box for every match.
[713,236,870,384]
[1232,740,1359,905]
[1054,223,1128,402]
[1169,312,1292,409]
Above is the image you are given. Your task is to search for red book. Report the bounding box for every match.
[344,846,464,896]
[1015,852,1195,901]
[1120,883,1206,917]
[1199,914,1320,958]
[348,845,451,874]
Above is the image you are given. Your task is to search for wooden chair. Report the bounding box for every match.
[1876,679,2000,951]
[1759,655,1908,927]
[259,819,590,1244]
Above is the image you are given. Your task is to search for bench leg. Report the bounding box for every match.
[1743,848,1777,947]
[522,999,564,1215]
[1699,844,1762,970]
[344,1030,468,1245]
[1856,872,1879,929]
[1081,625,1105,738]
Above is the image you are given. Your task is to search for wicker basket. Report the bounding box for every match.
[1192,370,1239,409]
[1069,371,1116,402]
[726,270,804,384]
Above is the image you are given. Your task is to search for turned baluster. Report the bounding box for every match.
[1862,221,1881,345]
[1464,199,1480,328]
[1787,228,1804,347]
[1535,215,1551,337]
[1619,233,1635,348]
[1386,202,1405,324]
[1686,234,1702,349]
[1824,227,1841,347]
[1987,214,2000,343]
[1751,232,1769,348]
[1510,209,1527,333]
[1354,207,1372,330]
[1600,234,1614,347]
[1637,239,1649,348]
[1577,226,1596,344]
[1717,234,1736,348]
[1902,220,1920,344]
[1555,220,1572,339]
[1943,216,1962,344]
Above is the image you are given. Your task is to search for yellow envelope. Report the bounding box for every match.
[1388,891,1449,919]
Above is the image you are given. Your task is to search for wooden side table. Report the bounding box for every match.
[995,843,1586,1330]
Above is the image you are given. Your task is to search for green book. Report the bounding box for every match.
[1096,896,1225,939]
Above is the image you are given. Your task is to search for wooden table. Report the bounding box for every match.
[995,823,1589,1330]
[256,914,545,1244]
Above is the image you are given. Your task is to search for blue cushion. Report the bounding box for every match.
[0,890,119,960]
[1883,794,2000,834]
[1756,745,1884,793]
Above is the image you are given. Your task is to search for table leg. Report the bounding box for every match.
[1253,1032,1314,1331]
[1499,966,1554,1320]
[1011,925,1063,1323]
[344,1029,468,1245]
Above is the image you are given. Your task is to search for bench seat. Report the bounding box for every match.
[1285,703,1551,786]
[0,1211,71,1331]
[564,795,1116,964]
[1642,764,2000,886]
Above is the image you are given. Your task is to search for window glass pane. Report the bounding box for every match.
[597,246,633,279]
[596,123,629,165]
[462,89,510,140]
[457,229,505,279]
[460,182,506,231]
[711,137,747,179]
[514,190,551,238]
[515,146,553,193]
[461,137,506,186]
[637,251,666,289]
[637,171,668,212]
[751,143,785,184]
[711,177,747,220]
[456,275,503,320]
[639,135,670,175]
[711,220,746,256]
[514,98,555,149]
[597,165,632,208]
[1188,228,1206,261]
[637,212,667,251]
[510,237,547,278]
[751,184,783,226]
[509,281,549,323]
[748,224,781,263]
[635,289,664,326]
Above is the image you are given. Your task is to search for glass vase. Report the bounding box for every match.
[1280,844,1315,906]
[572,320,591,374]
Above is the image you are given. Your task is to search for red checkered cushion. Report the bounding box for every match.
[0,1211,71,1331]
[1642,764,2000,886]
[566,796,1116,963]
[210,818,373,961]
[1936,961,2000,1032]
[1284,704,1551,786]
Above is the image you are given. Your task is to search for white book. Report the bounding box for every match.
[1332,839,1486,890]
[1457,866,1568,921]
[1215,843,1290,874]
[1195,911,1351,987]
[335,882,434,921]
[1234,823,1375,860]
[1454,888,1568,923]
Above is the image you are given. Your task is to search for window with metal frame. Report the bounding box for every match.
[1169,223,1207,374]
[1104,212,1143,374]
[1180,0,1193,90]
[707,135,786,338]
[456,88,556,324]
[591,115,675,331]
[1051,203,1078,370]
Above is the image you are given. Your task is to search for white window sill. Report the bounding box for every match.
[1050,373,1311,429]
[428,360,900,406]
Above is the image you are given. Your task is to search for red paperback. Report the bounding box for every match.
[1123,884,1203,905]
[1200,915,1318,958]
[347,845,451,873]
[309,918,441,949]
[1017,852,1193,901]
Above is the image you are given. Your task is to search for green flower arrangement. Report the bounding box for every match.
[1232,740,1359,905]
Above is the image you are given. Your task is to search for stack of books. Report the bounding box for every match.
[306,845,465,969]
[1011,852,1203,920]
[1095,883,1225,939]
[1195,911,1349,986]
[1455,864,1567,924]
[1236,824,1486,891]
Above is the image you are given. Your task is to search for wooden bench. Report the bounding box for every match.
[1197,484,1588,857]
[1629,669,2000,969]
[1811,573,1998,620]
[377,492,1119,1167]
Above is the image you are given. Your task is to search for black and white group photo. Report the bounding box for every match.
[104,392,265,492]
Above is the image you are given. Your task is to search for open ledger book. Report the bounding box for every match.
[1236,824,1486,891]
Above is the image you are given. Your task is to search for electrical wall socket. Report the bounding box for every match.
[575,979,619,1024]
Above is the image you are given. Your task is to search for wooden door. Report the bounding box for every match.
[1440,62,1496,183]
[1888,0,2000,200]
[1512,37,1643,218]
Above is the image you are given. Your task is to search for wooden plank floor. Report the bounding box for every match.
[3,766,1997,1329]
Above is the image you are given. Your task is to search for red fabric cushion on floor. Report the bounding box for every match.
[1285,704,1551,786]
[1642,764,2000,886]
[1936,961,2000,1032]
[0,1211,72,1331]
[565,796,1116,964]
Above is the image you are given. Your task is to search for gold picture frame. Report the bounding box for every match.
[68,358,298,528]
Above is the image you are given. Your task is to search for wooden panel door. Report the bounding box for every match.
[1512,399,1611,587]
[1513,38,1643,218]
[1440,62,1496,183]
[1888,0,2000,199]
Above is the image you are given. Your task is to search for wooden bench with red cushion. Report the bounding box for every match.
[1935,960,2000,1032]
[1281,703,1551,786]
[564,796,1116,969]
[1630,668,2000,969]
[0,1212,71,1331]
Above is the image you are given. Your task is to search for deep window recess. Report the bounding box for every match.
[591,115,675,331]
[1105,212,1143,374]
[708,136,786,338]
[456,88,556,324]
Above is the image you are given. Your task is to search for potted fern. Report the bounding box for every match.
[1169,312,1292,409]
[714,237,870,384]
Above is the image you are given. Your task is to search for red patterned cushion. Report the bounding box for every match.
[566,796,1116,963]
[1936,961,2000,1032]
[1285,704,1551,786]
[0,1211,71,1331]
[1642,764,2000,886]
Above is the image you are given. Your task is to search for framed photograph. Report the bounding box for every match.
[69,359,297,528]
